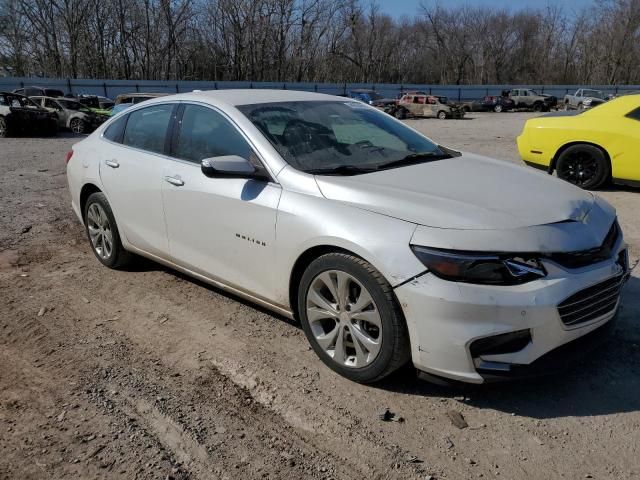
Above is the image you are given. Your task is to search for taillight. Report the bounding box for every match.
[65,150,74,164]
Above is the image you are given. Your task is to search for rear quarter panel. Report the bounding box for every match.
[519,114,630,176]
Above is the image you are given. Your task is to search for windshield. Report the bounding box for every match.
[583,89,604,99]
[58,99,91,112]
[238,101,450,174]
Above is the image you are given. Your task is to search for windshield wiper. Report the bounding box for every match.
[374,151,452,171]
[307,165,378,176]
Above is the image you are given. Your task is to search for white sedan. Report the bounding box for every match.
[66,90,629,384]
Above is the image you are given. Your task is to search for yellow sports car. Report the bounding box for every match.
[518,94,640,189]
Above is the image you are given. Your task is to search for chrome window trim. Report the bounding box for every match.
[99,100,280,185]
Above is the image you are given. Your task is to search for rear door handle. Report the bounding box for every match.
[105,159,119,168]
[164,176,184,187]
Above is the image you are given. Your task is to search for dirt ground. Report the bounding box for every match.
[1,112,639,480]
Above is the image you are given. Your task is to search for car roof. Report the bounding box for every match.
[135,89,345,107]
[116,92,168,97]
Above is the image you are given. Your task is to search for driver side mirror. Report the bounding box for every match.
[201,155,268,181]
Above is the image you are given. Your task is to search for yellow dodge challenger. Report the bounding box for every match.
[517,94,640,189]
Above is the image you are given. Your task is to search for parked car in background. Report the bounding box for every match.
[348,89,398,114]
[75,95,113,116]
[461,93,515,113]
[395,93,465,119]
[13,86,66,98]
[31,96,107,134]
[518,94,640,189]
[563,89,607,110]
[508,88,557,111]
[13,86,65,98]
[109,103,134,116]
[114,92,168,105]
[0,91,58,137]
[77,94,115,111]
[67,89,628,385]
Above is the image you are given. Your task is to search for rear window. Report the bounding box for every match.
[44,89,64,97]
[122,104,174,154]
[103,115,128,143]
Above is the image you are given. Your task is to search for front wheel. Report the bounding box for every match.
[437,110,447,120]
[556,144,610,190]
[84,192,132,268]
[298,253,410,383]
[493,104,503,113]
[394,107,407,120]
[532,102,543,112]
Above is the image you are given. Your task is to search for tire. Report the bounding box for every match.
[84,192,132,268]
[394,108,407,120]
[437,110,447,120]
[493,104,503,113]
[70,117,85,134]
[555,144,610,190]
[577,103,584,110]
[298,253,410,383]
[0,116,8,138]
[532,102,543,112]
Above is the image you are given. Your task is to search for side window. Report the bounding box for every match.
[173,104,254,163]
[44,99,58,109]
[14,88,24,95]
[626,107,640,121]
[122,104,174,154]
[103,115,128,143]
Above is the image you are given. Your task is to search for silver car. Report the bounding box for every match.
[31,96,106,133]
[65,90,629,384]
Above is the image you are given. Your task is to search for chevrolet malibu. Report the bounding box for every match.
[66,90,629,384]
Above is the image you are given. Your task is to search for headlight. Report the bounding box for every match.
[410,246,547,285]
[583,98,592,105]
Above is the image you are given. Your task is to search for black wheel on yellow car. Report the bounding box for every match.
[556,144,610,190]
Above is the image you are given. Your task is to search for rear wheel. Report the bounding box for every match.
[556,144,610,190]
[84,192,132,268]
[298,253,410,383]
[493,104,503,113]
[0,116,8,137]
[437,110,447,120]
[70,118,85,134]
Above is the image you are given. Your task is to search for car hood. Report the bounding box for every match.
[315,153,596,230]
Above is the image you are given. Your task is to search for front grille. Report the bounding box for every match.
[548,221,619,269]
[558,275,624,326]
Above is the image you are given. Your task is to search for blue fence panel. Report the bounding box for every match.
[0,77,638,101]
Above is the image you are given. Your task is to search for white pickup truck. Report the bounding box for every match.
[563,88,607,110]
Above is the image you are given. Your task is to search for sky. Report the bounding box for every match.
[376,0,595,18]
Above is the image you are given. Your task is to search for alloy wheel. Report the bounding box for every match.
[305,270,382,368]
[558,151,598,187]
[87,203,113,260]
[71,118,85,134]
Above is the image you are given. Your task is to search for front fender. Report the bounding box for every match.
[273,189,424,308]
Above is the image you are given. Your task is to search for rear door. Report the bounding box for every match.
[160,102,281,301]
[98,103,177,258]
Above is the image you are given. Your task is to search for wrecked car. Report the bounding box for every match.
[0,91,58,137]
[394,94,465,119]
[31,96,107,134]
[508,89,558,112]
[563,89,608,110]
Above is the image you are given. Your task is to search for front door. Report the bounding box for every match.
[160,103,281,301]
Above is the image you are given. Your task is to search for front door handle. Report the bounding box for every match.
[164,176,185,187]
[105,159,119,168]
